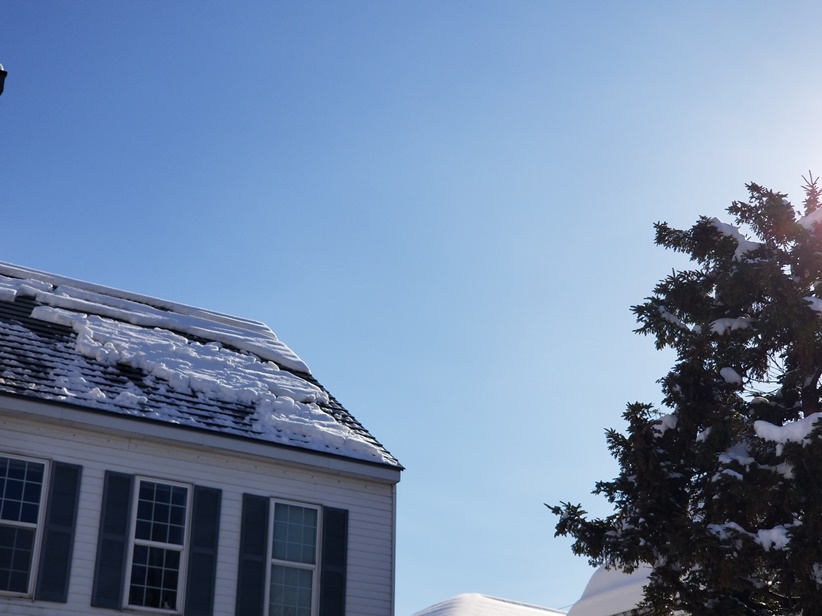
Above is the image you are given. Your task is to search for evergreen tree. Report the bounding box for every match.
[551,178,822,615]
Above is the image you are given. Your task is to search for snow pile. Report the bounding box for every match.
[45,286,307,373]
[754,412,822,449]
[710,218,762,260]
[756,525,792,551]
[717,443,754,468]
[658,307,687,329]
[33,307,325,406]
[719,367,743,384]
[714,443,754,481]
[0,274,53,303]
[805,296,822,313]
[710,317,752,334]
[707,521,794,551]
[653,413,677,436]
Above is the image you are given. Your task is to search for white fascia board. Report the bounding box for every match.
[0,393,401,484]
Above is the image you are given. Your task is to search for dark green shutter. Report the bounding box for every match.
[91,472,133,608]
[236,493,269,616]
[35,462,82,602]
[185,485,222,616]
[319,507,348,616]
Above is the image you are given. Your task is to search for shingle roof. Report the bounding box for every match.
[0,262,400,468]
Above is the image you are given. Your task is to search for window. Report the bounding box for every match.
[236,494,348,616]
[267,502,319,616]
[92,472,220,615]
[0,455,46,595]
[125,479,191,611]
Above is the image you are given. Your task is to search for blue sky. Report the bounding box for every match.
[3,2,822,614]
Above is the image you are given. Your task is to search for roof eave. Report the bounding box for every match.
[0,392,403,483]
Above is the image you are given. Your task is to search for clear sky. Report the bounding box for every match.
[2,2,822,614]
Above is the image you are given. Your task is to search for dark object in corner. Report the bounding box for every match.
[0,65,6,95]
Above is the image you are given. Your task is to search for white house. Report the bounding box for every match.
[0,262,402,616]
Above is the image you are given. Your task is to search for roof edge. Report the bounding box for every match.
[0,392,403,482]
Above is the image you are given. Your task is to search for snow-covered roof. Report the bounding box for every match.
[0,262,400,468]
[412,594,565,616]
[566,566,649,616]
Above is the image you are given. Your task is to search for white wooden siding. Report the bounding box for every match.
[0,409,397,616]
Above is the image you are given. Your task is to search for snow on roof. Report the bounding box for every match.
[0,262,400,468]
[411,594,565,616]
[0,262,308,373]
[566,566,649,616]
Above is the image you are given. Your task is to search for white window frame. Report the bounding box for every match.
[0,452,49,598]
[123,477,192,614]
[264,499,322,616]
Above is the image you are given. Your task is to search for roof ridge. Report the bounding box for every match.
[0,262,310,374]
[0,261,270,335]
[475,595,563,612]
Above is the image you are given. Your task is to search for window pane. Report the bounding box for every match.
[137,497,152,521]
[0,524,34,593]
[20,504,38,525]
[1,501,20,523]
[0,458,44,524]
[4,477,22,502]
[272,504,317,565]
[269,565,313,616]
[25,463,43,484]
[6,462,24,481]
[22,481,40,504]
